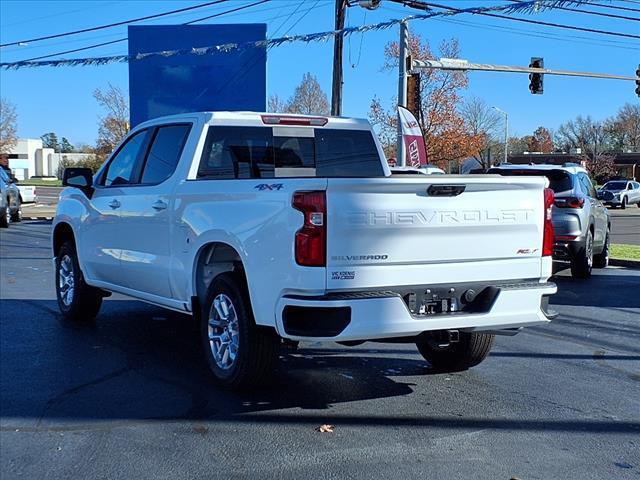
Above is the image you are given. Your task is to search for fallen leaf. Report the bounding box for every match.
[316,424,334,433]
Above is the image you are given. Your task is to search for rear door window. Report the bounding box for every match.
[141,124,191,185]
[197,126,384,179]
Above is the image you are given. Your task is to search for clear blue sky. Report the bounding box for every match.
[1,0,638,146]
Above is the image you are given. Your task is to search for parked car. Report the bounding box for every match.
[598,180,640,209]
[488,163,610,278]
[390,165,445,175]
[53,112,557,389]
[0,167,22,228]
[17,184,36,203]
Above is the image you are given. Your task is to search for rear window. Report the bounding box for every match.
[488,168,573,193]
[197,126,384,179]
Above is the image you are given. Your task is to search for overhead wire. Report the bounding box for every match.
[16,0,272,63]
[394,0,640,39]
[0,0,231,48]
[506,0,640,21]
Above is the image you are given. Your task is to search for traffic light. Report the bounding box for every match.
[529,57,544,95]
[407,73,421,119]
[636,64,640,97]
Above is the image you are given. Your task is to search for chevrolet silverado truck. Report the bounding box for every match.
[53,112,557,389]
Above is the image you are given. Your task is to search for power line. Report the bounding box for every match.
[582,1,640,13]
[396,0,640,40]
[507,0,640,21]
[0,0,230,48]
[17,0,271,63]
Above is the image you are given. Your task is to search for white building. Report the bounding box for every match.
[5,139,92,180]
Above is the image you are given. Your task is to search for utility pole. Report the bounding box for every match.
[331,0,347,116]
[493,106,508,164]
[396,20,409,166]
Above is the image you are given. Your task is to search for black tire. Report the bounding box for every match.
[10,202,22,223]
[416,331,495,372]
[593,229,610,269]
[0,207,8,228]
[620,197,626,209]
[55,241,103,322]
[200,272,279,390]
[570,230,593,279]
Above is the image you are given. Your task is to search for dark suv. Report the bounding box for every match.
[488,163,610,279]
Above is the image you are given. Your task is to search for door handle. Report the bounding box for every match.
[152,200,168,211]
[108,199,121,209]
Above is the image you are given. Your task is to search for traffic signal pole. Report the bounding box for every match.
[396,20,409,166]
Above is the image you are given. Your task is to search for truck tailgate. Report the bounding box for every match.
[326,176,548,290]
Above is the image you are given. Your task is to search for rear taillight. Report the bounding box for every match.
[292,191,326,267]
[554,196,585,208]
[543,188,555,257]
[261,115,328,126]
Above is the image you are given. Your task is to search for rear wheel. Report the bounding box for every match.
[416,331,495,372]
[571,230,593,279]
[200,272,279,389]
[10,200,22,223]
[593,229,610,269]
[55,241,103,322]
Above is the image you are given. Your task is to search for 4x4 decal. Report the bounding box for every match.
[254,183,284,191]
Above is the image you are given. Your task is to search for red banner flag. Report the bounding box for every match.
[398,106,428,167]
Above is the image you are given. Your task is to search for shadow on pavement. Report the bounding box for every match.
[551,272,640,309]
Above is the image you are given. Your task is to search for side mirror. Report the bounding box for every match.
[62,167,94,196]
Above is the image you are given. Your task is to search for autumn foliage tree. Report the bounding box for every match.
[527,126,554,153]
[369,35,482,168]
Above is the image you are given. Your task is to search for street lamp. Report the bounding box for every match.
[493,106,509,164]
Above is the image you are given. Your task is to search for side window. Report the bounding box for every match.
[579,174,595,198]
[141,124,191,185]
[198,126,272,179]
[316,129,384,177]
[101,130,148,187]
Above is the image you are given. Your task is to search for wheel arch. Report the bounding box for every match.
[192,242,247,305]
[52,222,76,256]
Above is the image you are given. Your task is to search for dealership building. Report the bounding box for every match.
[3,138,91,180]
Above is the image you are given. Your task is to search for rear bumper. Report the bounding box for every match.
[553,238,584,262]
[275,281,557,342]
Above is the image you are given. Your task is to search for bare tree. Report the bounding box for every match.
[286,73,330,115]
[0,98,18,155]
[94,84,130,155]
[268,94,288,113]
[606,103,640,153]
[460,97,502,169]
[555,115,610,157]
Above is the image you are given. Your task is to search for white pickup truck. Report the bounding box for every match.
[54,112,557,389]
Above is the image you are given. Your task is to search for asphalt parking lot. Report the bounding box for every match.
[1,221,639,480]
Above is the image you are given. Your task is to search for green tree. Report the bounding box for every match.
[60,137,74,153]
[41,132,59,151]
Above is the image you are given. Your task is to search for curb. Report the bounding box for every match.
[610,258,640,268]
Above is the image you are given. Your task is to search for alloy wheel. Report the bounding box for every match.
[207,294,240,370]
[58,255,75,307]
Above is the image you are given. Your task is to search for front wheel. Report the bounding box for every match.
[200,272,280,390]
[416,331,495,372]
[621,197,626,209]
[55,241,103,322]
[10,203,22,223]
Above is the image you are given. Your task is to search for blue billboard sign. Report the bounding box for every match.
[128,24,267,127]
